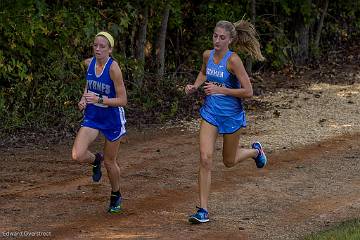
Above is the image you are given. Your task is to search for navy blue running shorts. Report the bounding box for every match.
[81,124,126,142]
[100,126,126,142]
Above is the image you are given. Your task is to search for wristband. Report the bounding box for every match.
[98,96,104,104]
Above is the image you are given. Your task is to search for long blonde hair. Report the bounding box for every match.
[215,20,265,61]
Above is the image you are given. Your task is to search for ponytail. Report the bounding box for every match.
[232,20,265,61]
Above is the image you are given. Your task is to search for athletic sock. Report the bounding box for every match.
[93,153,101,164]
[111,190,121,197]
[110,190,121,206]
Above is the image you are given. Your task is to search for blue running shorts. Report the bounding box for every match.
[200,108,246,134]
[81,124,126,142]
[100,126,126,142]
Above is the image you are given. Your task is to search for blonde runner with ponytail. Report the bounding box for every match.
[186,18,268,224]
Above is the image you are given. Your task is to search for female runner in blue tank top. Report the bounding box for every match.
[72,32,126,214]
[185,20,268,224]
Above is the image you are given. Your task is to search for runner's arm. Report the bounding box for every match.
[224,53,253,98]
[185,50,210,94]
[78,58,92,111]
[104,61,127,107]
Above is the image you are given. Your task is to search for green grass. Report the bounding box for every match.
[303,219,360,240]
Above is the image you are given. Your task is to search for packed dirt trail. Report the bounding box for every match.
[1,56,360,239]
[1,128,360,240]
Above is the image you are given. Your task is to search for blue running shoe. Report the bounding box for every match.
[252,142,267,168]
[92,153,103,182]
[108,193,122,214]
[189,207,209,224]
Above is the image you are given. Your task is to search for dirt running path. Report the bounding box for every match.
[0,129,359,240]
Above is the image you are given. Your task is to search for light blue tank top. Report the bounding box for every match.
[82,57,124,130]
[201,50,244,116]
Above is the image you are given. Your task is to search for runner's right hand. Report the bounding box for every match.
[78,97,87,111]
[185,84,197,95]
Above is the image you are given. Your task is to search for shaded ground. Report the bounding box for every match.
[1,46,360,239]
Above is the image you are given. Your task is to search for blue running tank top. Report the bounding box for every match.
[82,57,126,130]
[201,50,244,116]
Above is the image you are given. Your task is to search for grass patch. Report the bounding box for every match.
[304,219,360,240]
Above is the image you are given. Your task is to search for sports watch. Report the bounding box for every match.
[98,95,104,104]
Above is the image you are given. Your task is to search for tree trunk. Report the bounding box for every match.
[176,28,180,72]
[156,2,170,77]
[135,5,148,87]
[246,0,256,75]
[296,23,310,64]
[136,5,148,62]
[129,23,137,58]
[314,0,329,50]
[295,0,311,65]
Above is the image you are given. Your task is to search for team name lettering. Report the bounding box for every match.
[206,68,224,78]
[87,80,111,95]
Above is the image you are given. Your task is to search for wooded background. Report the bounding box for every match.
[0,0,359,134]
